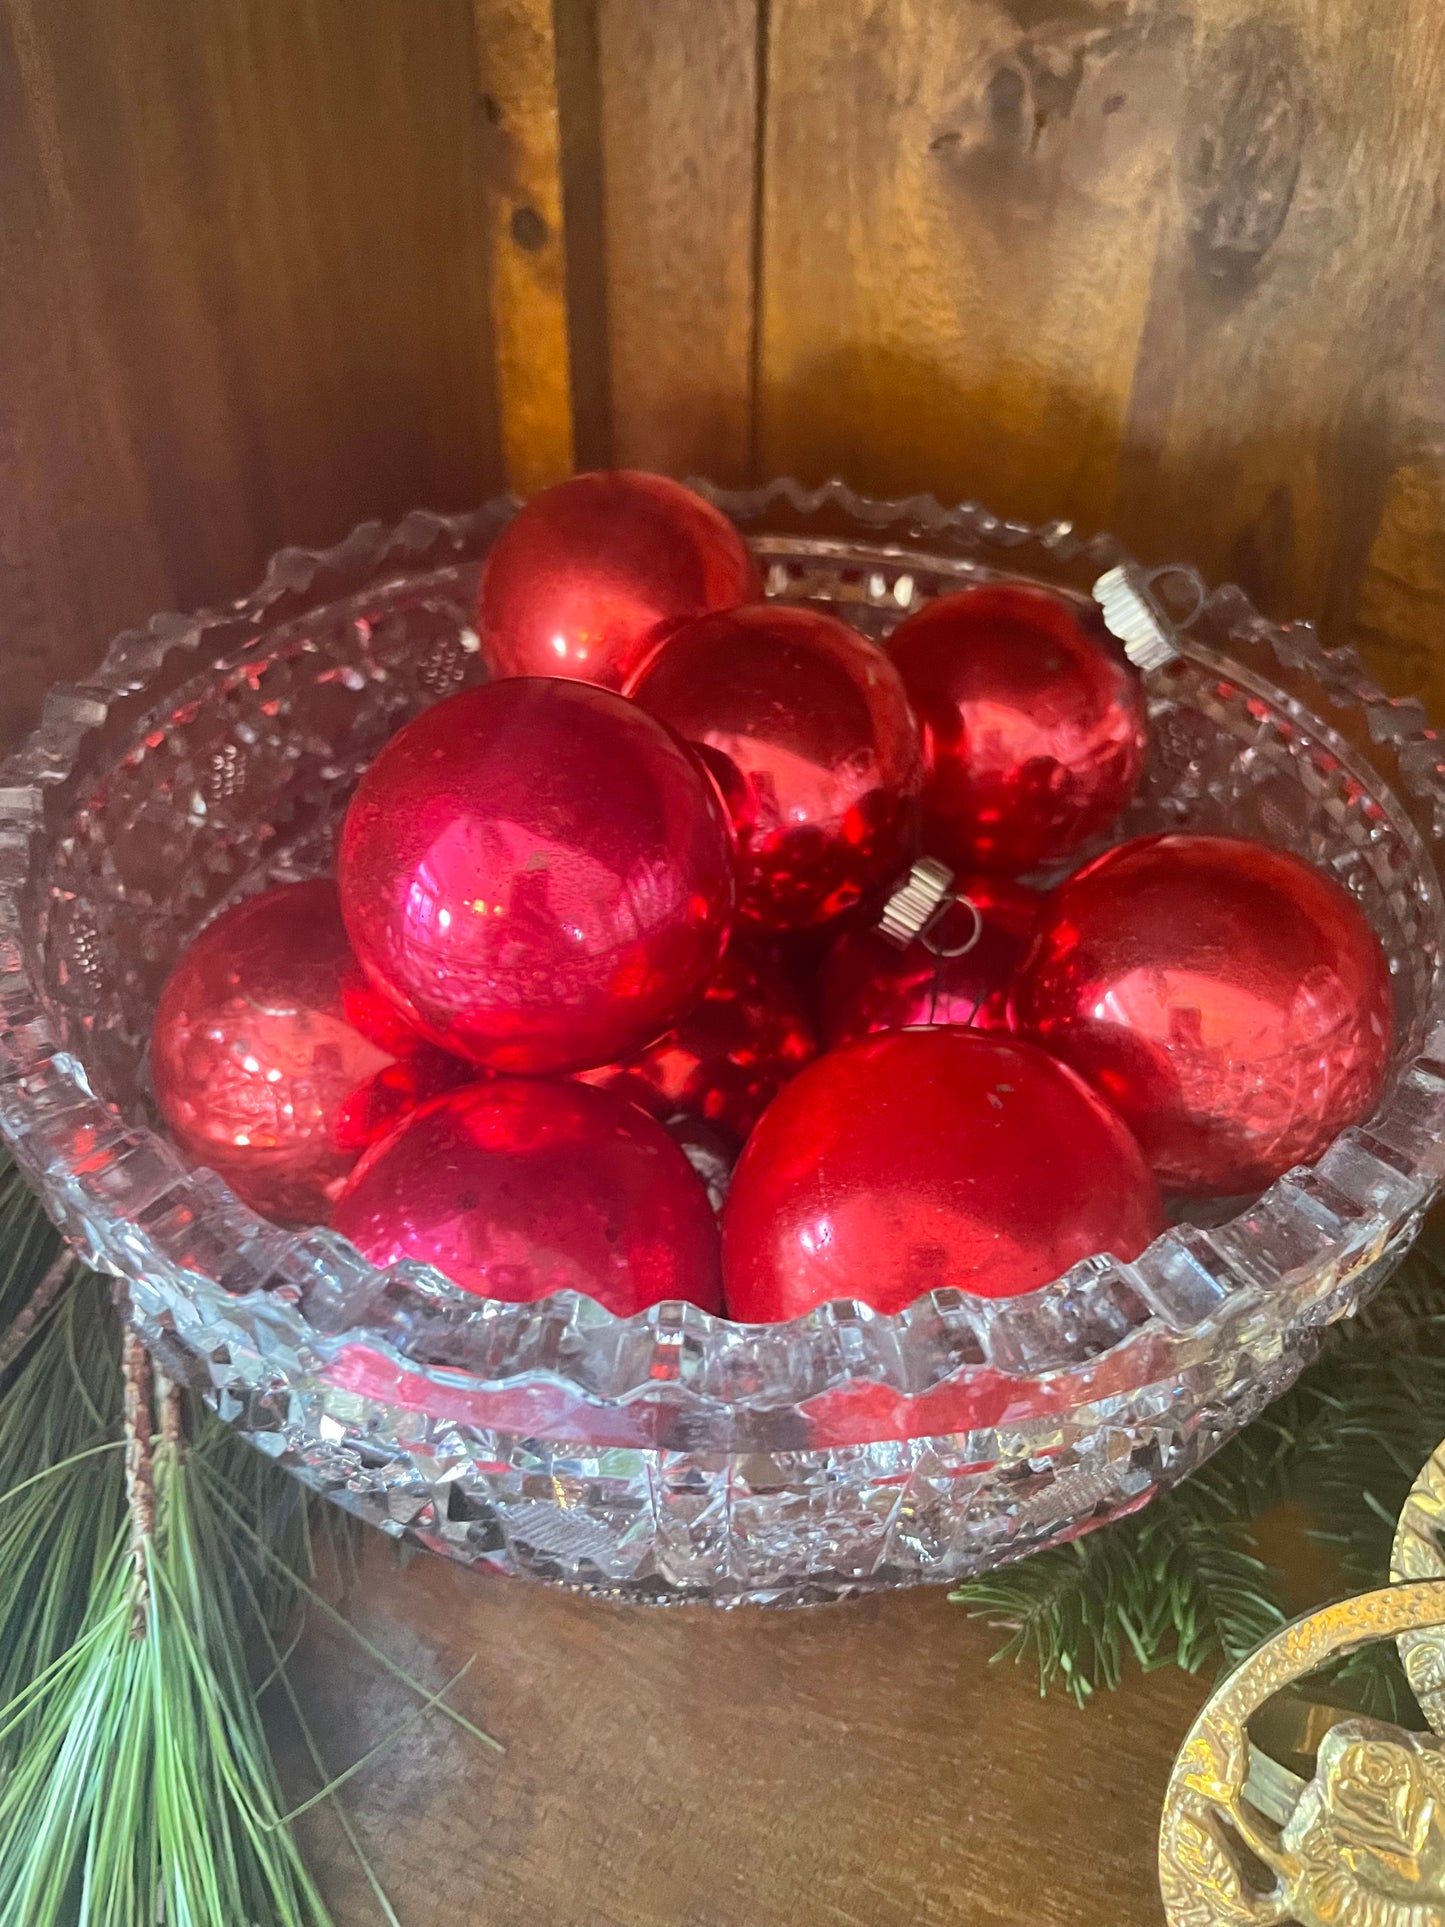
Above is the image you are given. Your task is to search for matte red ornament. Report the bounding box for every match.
[479,470,761,689]
[1014,833,1395,1196]
[332,1079,722,1314]
[886,582,1147,874]
[818,875,1039,1048]
[578,940,816,1143]
[151,880,468,1224]
[627,603,923,929]
[338,678,736,1074]
[721,1028,1162,1320]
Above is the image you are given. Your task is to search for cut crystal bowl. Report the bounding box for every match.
[4,481,1444,1607]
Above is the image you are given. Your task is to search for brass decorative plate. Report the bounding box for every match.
[1159,1581,1445,1926]
[1391,1441,1445,1731]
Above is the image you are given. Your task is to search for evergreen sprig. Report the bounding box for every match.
[952,1232,1445,1706]
[0,1165,495,1926]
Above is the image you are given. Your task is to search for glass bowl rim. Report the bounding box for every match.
[3,475,1444,1418]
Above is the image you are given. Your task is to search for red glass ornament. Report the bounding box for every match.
[721,1028,1162,1320]
[479,470,761,689]
[578,940,816,1142]
[151,880,467,1224]
[332,1079,722,1314]
[818,875,1040,1048]
[338,678,736,1074]
[886,583,1147,874]
[1014,833,1395,1196]
[627,603,922,929]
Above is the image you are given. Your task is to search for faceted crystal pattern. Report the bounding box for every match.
[2,483,1444,1605]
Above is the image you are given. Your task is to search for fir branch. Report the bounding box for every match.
[956,1482,1284,1706]
[953,1227,1445,1703]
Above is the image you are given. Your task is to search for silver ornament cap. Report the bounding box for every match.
[1093,563,1183,673]
[877,857,956,950]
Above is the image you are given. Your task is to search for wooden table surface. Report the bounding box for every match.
[285,1537,1208,1927]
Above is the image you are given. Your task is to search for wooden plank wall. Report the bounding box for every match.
[4,0,1445,739]
[585,0,1445,710]
[0,0,507,746]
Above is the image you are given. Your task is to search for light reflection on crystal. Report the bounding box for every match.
[0,488,1441,1604]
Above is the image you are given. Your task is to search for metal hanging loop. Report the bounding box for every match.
[920,893,983,960]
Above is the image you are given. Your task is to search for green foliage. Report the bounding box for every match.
[0,1171,494,1926]
[952,1233,1445,1706]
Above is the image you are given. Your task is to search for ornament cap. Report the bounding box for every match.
[1092,563,1186,673]
[877,856,956,950]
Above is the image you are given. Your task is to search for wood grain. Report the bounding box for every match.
[283,1538,1203,1927]
[751,0,1445,672]
[755,0,1194,523]
[1114,0,1445,638]
[0,0,503,749]
[473,0,578,493]
[596,0,761,481]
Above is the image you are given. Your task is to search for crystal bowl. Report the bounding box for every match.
[4,482,1445,1607]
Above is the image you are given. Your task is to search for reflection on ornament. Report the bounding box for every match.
[819,875,1039,1046]
[628,602,922,929]
[1016,833,1394,1196]
[578,939,816,1141]
[887,581,1147,874]
[662,1112,737,1213]
[338,678,736,1074]
[721,1028,1162,1320]
[332,1079,722,1313]
[1159,1580,1445,1927]
[479,470,760,689]
[151,880,467,1224]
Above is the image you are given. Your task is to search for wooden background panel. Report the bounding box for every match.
[1113,0,1445,653]
[594,0,761,483]
[0,0,504,748]
[285,1539,1203,1927]
[753,0,1445,690]
[756,0,1195,526]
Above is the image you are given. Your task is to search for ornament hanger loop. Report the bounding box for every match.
[921,894,983,959]
[1143,563,1207,631]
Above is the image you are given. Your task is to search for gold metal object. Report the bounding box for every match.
[1392,1441,1445,1733]
[1159,1581,1445,1926]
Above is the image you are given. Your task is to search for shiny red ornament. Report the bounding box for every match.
[479,470,761,689]
[721,1028,1162,1320]
[578,940,816,1143]
[627,603,922,929]
[886,582,1147,874]
[818,875,1039,1048]
[338,678,736,1074]
[151,880,467,1224]
[1015,833,1395,1196]
[332,1079,722,1314]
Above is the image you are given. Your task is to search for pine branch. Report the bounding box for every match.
[956,1481,1285,1706]
[0,1160,496,1924]
[953,1227,1445,1703]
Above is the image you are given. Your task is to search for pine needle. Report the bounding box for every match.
[0,1157,496,1925]
[956,1481,1285,1706]
[953,1225,1445,1703]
